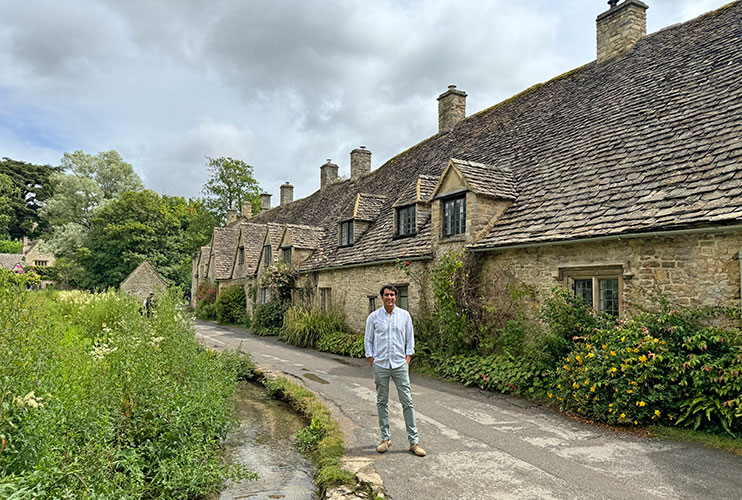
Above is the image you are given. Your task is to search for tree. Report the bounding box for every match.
[201,156,262,220]
[76,191,217,290]
[0,158,58,239]
[41,150,143,257]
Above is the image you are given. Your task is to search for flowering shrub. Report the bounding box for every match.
[260,263,297,302]
[196,280,217,304]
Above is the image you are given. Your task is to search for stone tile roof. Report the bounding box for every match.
[265,223,283,250]
[0,253,23,270]
[342,193,387,221]
[238,223,267,276]
[283,224,324,250]
[393,175,439,207]
[446,159,517,200]
[212,227,240,280]
[249,2,742,264]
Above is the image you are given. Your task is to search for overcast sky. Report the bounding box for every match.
[0,0,730,204]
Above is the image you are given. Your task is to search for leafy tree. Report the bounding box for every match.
[77,191,217,290]
[0,158,57,239]
[201,156,262,220]
[41,150,143,257]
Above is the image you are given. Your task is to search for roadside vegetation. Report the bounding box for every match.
[0,268,255,499]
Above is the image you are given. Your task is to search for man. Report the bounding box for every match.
[364,284,426,457]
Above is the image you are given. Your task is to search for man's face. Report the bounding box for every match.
[382,289,396,308]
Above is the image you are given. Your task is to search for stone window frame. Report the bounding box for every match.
[558,264,631,317]
[320,287,332,311]
[441,193,466,237]
[339,220,354,247]
[263,244,272,265]
[282,246,292,265]
[393,283,410,311]
[368,295,377,314]
[34,260,48,266]
[394,204,417,238]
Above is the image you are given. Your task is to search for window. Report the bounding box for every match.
[283,247,292,264]
[238,247,245,265]
[259,288,268,304]
[263,245,272,265]
[320,288,332,311]
[396,205,416,236]
[34,260,48,267]
[340,221,354,246]
[395,285,409,310]
[368,295,377,314]
[442,195,466,237]
[564,267,621,316]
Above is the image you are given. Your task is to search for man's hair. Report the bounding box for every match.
[379,284,398,297]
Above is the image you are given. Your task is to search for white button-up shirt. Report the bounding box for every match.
[364,306,415,369]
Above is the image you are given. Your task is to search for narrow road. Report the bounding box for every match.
[196,320,742,500]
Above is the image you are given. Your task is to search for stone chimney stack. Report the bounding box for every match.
[320,159,339,190]
[597,0,648,63]
[260,193,272,212]
[350,146,372,180]
[437,85,467,134]
[241,200,252,218]
[280,182,294,206]
[225,209,237,225]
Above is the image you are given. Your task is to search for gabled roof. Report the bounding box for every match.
[212,227,240,280]
[341,193,387,221]
[121,261,167,289]
[237,222,267,276]
[248,2,742,262]
[393,175,439,207]
[281,224,324,250]
[265,223,283,250]
[434,159,517,201]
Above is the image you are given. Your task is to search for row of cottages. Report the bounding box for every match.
[193,0,742,333]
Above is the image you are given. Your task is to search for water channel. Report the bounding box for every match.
[209,381,317,500]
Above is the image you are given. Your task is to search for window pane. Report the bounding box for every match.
[443,200,452,236]
[599,279,619,316]
[572,279,593,307]
[396,286,409,310]
[283,248,291,264]
[368,296,376,314]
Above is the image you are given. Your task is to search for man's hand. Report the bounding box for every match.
[406,355,411,364]
[369,357,374,366]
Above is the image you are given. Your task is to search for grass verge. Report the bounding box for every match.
[650,426,742,455]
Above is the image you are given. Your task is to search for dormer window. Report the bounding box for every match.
[340,220,354,247]
[395,205,416,237]
[263,245,272,265]
[442,194,466,237]
[238,246,245,265]
[283,247,292,264]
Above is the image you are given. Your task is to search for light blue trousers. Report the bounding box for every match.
[372,362,418,445]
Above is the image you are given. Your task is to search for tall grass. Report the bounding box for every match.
[280,306,348,348]
[0,271,255,499]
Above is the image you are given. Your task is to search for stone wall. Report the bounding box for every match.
[302,260,431,333]
[480,231,742,313]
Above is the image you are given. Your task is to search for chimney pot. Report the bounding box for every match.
[280,182,294,206]
[596,0,648,63]
[350,146,372,180]
[320,160,339,190]
[437,85,467,133]
[260,193,272,212]
[225,208,238,225]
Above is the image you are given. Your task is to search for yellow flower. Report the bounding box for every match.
[638,355,647,363]
[587,352,595,358]
[602,344,608,349]
[634,420,638,425]
[627,389,633,394]
[609,408,613,412]
[590,386,596,392]
[621,336,625,342]
[563,365,570,371]
[573,382,580,388]
[611,367,617,373]
[633,348,639,353]
[609,403,613,407]
[655,410,661,416]
[631,381,638,385]
[576,355,582,364]
[638,401,646,407]
[620,413,626,419]
[610,351,616,356]
[548,393,553,398]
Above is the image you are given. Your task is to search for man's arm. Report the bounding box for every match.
[404,310,414,363]
[364,312,375,366]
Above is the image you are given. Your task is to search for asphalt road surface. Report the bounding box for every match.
[195,320,742,500]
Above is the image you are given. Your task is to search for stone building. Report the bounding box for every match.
[120,261,167,301]
[193,1,742,332]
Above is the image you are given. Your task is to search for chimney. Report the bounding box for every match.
[225,209,237,225]
[260,193,272,212]
[241,200,252,218]
[437,85,467,134]
[596,0,648,63]
[320,159,339,189]
[350,146,371,180]
[280,182,294,206]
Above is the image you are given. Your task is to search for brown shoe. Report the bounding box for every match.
[376,440,391,453]
[409,443,426,457]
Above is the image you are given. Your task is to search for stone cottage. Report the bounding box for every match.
[120,261,167,301]
[193,0,742,332]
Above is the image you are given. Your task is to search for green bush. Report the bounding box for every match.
[196,302,216,320]
[216,285,247,325]
[253,299,288,335]
[0,239,22,253]
[316,330,365,358]
[0,285,256,498]
[280,306,348,348]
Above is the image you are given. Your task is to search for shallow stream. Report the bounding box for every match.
[210,381,317,500]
